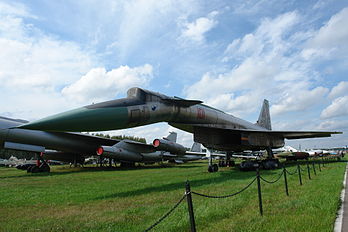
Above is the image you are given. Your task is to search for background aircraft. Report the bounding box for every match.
[96,133,206,166]
[1,116,200,172]
[19,87,341,172]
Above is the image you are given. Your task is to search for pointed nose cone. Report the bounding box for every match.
[19,106,129,132]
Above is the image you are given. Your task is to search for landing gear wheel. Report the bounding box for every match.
[213,164,218,172]
[228,161,235,167]
[239,161,259,171]
[218,160,226,167]
[40,163,50,172]
[262,159,280,170]
[208,165,214,172]
[27,166,34,173]
[31,166,40,173]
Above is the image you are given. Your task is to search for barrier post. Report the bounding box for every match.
[307,162,311,180]
[297,163,303,185]
[185,181,196,232]
[283,166,289,196]
[312,162,316,175]
[318,160,321,172]
[256,168,263,216]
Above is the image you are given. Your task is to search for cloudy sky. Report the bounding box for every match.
[0,0,347,149]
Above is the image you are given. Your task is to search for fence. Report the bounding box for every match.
[143,157,340,232]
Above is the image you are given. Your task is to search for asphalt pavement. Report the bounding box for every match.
[335,164,348,232]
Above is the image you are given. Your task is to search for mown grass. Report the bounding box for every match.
[0,158,346,232]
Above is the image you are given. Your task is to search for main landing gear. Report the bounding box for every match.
[218,152,235,167]
[263,147,280,169]
[207,149,218,172]
[208,164,218,172]
[239,147,280,171]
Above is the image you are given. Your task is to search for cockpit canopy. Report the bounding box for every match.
[127,87,169,102]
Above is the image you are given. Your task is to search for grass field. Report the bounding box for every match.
[0,159,346,232]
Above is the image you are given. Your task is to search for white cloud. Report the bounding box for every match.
[311,7,348,48]
[62,64,153,104]
[302,7,348,60]
[186,11,326,117]
[224,11,299,61]
[321,96,348,119]
[0,1,100,119]
[271,87,329,115]
[0,1,152,120]
[186,8,348,123]
[0,1,94,91]
[0,1,34,18]
[186,57,275,99]
[180,11,218,43]
[116,0,198,61]
[313,0,332,10]
[316,119,348,130]
[328,81,348,99]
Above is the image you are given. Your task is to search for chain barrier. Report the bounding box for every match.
[144,194,187,232]
[259,171,284,184]
[285,168,298,175]
[143,158,336,231]
[192,177,257,199]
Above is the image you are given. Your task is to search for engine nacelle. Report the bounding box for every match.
[152,139,186,156]
[96,145,143,161]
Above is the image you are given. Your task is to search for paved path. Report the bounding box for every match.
[335,164,348,232]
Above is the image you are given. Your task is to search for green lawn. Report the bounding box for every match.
[0,159,346,232]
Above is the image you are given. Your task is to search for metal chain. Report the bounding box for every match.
[285,168,298,175]
[191,177,257,199]
[259,171,284,184]
[144,194,187,232]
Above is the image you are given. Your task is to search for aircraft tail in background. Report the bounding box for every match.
[256,99,272,130]
[164,132,177,142]
[190,142,202,152]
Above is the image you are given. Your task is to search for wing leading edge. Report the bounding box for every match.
[171,122,341,140]
[196,125,342,139]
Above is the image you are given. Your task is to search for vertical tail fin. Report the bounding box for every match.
[256,99,272,130]
[164,132,177,142]
[190,142,202,152]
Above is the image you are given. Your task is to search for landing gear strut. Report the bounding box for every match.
[262,147,280,170]
[218,152,235,167]
[207,149,218,172]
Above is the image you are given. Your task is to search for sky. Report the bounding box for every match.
[0,0,347,149]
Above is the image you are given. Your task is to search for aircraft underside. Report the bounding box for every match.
[192,126,285,152]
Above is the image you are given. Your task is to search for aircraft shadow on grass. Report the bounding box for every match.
[0,163,201,179]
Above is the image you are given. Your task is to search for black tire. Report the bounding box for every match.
[31,166,40,173]
[208,165,214,172]
[40,164,50,172]
[27,165,35,173]
[213,164,219,172]
[228,161,235,167]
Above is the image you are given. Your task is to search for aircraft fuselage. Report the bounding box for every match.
[20,88,285,152]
